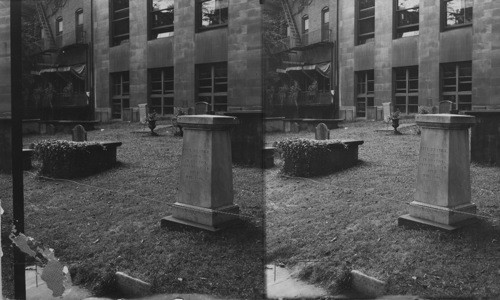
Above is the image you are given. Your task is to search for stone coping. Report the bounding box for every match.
[415,114,476,125]
[286,118,344,123]
[463,110,500,115]
[40,120,99,124]
[264,117,286,121]
[178,115,239,127]
[97,141,122,147]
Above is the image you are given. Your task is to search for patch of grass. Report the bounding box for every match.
[1,121,264,299]
[265,120,500,298]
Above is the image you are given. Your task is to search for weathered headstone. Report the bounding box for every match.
[195,102,210,115]
[291,122,300,133]
[138,104,148,124]
[72,125,87,142]
[47,124,56,135]
[315,123,330,140]
[382,102,392,122]
[161,115,240,231]
[399,114,477,230]
[439,101,453,114]
[366,106,377,121]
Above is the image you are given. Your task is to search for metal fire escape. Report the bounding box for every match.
[280,0,302,49]
[35,1,58,52]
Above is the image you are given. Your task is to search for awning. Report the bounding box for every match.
[276,62,331,78]
[31,64,86,80]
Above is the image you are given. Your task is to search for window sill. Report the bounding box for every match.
[442,23,472,32]
[196,24,228,33]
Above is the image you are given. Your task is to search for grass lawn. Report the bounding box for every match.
[265,120,500,298]
[1,121,265,299]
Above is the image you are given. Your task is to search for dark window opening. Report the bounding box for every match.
[111,0,129,46]
[357,0,374,45]
[197,62,228,112]
[356,70,374,117]
[149,68,174,115]
[111,72,130,119]
[441,62,472,111]
[150,0,174,39]
[394,66,419,114]
[197,0,228,30]
[395,0,419,38]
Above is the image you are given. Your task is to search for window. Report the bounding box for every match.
[197,63,228,112]
[149,68,174,115]
[197,0,228,30]
[442,0,473,29]
[75,9,84,43]
[111,72,130,119]
[356,70,374,118]
[395,0,419,38]
[302,15,309,33]
[56,17,63,36]
[441,62,472,111]
[150,0,174,39]
[357,0,374,45]
[111,0,129,46]
[321,7,330,41]
[394,67,419,114]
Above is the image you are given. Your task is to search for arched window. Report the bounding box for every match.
[55,17,63,36]
[302,15,309,33]
[75,9,84,43]
[322,7,329,25]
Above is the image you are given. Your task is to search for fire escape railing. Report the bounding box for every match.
[35,1,57,51]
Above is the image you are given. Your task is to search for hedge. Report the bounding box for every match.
[34,140,117,178]
[276,138,350,177]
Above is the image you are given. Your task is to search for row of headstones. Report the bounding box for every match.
[41,124,87,142]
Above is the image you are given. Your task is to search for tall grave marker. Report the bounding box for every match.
[399,114,477,230]
[162,115,240,231]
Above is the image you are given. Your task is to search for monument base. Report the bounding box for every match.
[398,214,477,231]
[161,202,240,232]
[408,201,477,225]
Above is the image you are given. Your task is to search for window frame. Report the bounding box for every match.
[393,66,419,114]
[355,70,375,118]
[441,61,472,111]
[356,0,375,45]
[149,0,174,40]
[110,0,130,47]
[302,14,309,33]
[196,0,229,32]
[55,17,63,36]
[196,62,228,112]
[149,67,174,116]
[321,7,330,41]
[111,72,130,120]
[441,0,473,30]
[394,0,419,39]
[75,9,84,43]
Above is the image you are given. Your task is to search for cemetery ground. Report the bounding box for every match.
[0,121,265,299]
[266,120,500,298]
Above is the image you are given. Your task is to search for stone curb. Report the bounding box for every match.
[115,271,152,298]
[351,270,386,297]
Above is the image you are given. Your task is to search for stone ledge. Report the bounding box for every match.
[115,271,152,298]
[351,270,386,297]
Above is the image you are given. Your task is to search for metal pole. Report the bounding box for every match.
[11,0,26,299]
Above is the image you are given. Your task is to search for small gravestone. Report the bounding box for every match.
[315,123,330,140]
[162,115,240,231]
[366,107,377,121]
[291,122,300,133]
[47,124,56,135]
[382,102,392,122]
[72,125,87,142]
[399,114,477,230]
[439,101,453,114]
[138,104,148,123]
[195,102,210,115]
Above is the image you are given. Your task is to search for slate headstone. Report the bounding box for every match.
[47,124,56,135]
[195,102,210,115]
[439,101,453,114]
[399,114,477,230]
[291,122,300,133]
[315,123,330,140]
[162,115,240,231]
[72,125,87,142]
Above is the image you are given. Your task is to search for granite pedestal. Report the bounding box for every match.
[162,115,240,231]
[399,114,477,231]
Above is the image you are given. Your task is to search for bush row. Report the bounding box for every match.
[34,140,115,178]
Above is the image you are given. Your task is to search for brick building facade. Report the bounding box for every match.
[273,0,500,121]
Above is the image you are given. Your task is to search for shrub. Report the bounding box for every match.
[34,140,115,178]
[276,138,348,177]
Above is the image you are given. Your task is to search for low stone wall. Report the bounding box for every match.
[264,117,285,132]
[464,110,500,165]
[285,118,343,132]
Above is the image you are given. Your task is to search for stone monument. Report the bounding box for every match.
[315,123,330,140]
[138,104,148,124]
[162,115,240,231]
[399,114,477,230]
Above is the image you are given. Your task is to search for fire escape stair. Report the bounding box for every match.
[35,1,58,52]
[280,0,302,49]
